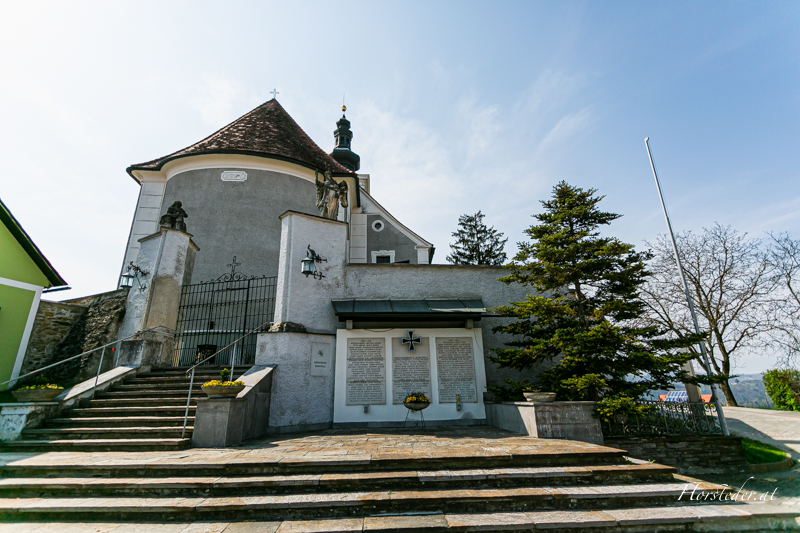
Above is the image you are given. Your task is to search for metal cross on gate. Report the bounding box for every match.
[401,331,422,351]
[227,256,241,277]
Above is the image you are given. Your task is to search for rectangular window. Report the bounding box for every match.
[375,256,391,264]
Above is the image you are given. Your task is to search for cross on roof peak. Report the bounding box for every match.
[270,89,279,99]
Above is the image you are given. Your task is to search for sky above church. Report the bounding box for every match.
[1,1,797,373]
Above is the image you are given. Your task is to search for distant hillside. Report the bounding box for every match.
[648,373,774,408]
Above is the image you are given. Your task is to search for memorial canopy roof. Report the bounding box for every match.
[331,299,490,321]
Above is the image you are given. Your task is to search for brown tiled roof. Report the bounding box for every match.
[128,99,355,176]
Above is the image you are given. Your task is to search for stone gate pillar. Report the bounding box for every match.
[116,228,199,367]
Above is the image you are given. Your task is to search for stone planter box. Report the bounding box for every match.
[201,384,245,398]
[404,402,430,411]
[12,389,63,402]
[523,392,556,402]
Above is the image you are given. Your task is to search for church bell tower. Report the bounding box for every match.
[329,105,360,172]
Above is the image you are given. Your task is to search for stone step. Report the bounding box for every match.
[0,482,728,522]
[0,448,627,479]
[122,377,212,385]
[111,383,207,392]
[95,387,202,394]
[63,406,196,417]
[44,416,195,428]
[0,464,677,498]
[127,372,248,381]
[20,427,193,440]
[148,366,252,373]
[80,398,195,408]
[6,507,798,533]
[0,438,191,453]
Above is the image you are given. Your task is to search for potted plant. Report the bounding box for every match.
[12,383,64,402]
[522,386,556,403]
[201,368,245,398]
[403,392,431,411]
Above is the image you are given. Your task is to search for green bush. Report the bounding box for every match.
[763,368,800,411]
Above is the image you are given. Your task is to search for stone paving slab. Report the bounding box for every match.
[0,428,622,472]
[1,504,799,532]
[0,483,712,519]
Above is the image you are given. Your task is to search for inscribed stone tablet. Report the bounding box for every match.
[391,337,431,404]
[346,338,386,405]
[436,337,477,403]
[310,342,331,376]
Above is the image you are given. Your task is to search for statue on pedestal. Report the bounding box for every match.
[315,171,348,220]
[160,201,188,232]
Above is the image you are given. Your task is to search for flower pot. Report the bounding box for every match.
[12,388,63,402]
[523,392,556,402]
[404,401,430,411]
[201,384,245,398]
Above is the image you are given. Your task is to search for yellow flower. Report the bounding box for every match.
[202,380,245,387]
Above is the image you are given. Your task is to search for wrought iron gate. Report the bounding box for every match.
[171,258,277,367]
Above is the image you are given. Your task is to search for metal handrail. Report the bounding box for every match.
[180,319,272,438]
[0,325,175,389]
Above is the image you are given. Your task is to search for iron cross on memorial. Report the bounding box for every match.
[401,331,422,351]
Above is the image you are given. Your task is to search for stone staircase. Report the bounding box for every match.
[0,429,797,530]
[0,366,249,452]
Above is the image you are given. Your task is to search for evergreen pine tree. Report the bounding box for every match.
[446,211,508,265]
[493,181,701,405]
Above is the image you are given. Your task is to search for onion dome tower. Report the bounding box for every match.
[329,105,361,172]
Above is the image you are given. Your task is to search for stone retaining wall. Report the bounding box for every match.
[19,289,128,386]
[604,435,747,475]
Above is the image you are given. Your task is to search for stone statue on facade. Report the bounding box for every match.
[160,201,188,232]
[315,171,348,220]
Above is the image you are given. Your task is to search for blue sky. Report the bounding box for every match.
[1,1,797,372]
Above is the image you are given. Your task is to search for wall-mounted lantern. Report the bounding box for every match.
[121,261,149,292]
[301,245,327,280]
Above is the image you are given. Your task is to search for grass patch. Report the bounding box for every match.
[742,438,789,464]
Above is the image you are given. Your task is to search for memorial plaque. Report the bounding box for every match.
[391,337,431,404]
[436,337,477,403]
[346,338,386,405]
[310,342,331,376]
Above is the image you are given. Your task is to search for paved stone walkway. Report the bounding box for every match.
[705,407,800,509]
[723,406,800,459]
[0,427,610,471]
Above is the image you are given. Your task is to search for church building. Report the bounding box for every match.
[120,100,433,285]
[116,98,532,442]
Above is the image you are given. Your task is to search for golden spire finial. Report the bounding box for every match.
[342,93,346,114]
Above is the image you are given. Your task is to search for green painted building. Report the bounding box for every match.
[0,198,67,390]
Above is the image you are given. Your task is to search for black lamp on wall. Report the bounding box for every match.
[301,245,327,280]
[121,261,149,291]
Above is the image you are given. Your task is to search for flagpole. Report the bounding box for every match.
[644,137,729,436]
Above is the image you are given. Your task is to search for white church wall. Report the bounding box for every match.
[117,229,198,343]
[273,211,348,333]
[333,328,486,425]
[255,332,335,432]
[120,177,166,283]
[349,212,367,263]
[117,230,163,340]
